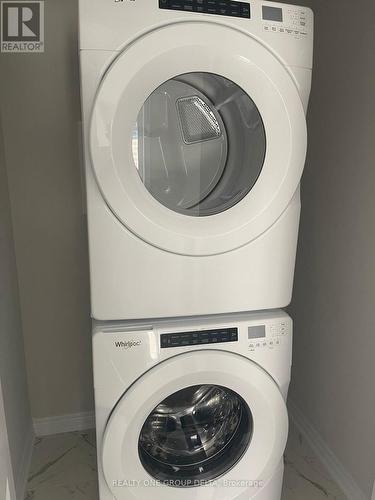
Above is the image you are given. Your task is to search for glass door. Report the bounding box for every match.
[139,385,253,485]
[133,73,266,217]
[102,350,289,500]
[91,21,307,255]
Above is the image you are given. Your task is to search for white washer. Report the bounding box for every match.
[93,309,292,500]
[79,0,314,320]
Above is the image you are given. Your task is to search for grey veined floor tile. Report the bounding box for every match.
[282,424,347,500]
[25,423,346,500]
[25,430,98,500]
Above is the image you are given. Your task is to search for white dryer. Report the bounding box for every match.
[93,310,292,500]
[79,0,314,320]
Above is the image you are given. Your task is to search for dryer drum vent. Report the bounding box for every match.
[177,95,222,144]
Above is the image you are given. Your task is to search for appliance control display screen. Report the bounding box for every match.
[161,328,238,348]
[248,325,266,339]
[262,5,283,22]
[159,0,251,19]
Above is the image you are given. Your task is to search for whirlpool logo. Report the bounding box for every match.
[1,1,44,53]
[115,340,142,350]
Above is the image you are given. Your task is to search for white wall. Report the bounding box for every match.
[0,0,93,420]
[286,0,375,497]
[0,109,33,498]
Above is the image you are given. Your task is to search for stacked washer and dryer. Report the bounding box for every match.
[79,1,313,499]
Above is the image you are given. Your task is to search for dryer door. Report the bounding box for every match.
[102,350,288,499]
[91,21,307,256]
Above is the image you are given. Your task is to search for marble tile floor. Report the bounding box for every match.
[25,422,347,500]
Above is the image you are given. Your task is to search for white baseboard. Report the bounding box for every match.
[15,424,34,500]
[289,401,369,500]
[33,411,95,437]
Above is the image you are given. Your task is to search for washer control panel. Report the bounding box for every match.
[161,327,238,348]
[262,4,310,38]
[159,0,251,18]
[248,321,290,351]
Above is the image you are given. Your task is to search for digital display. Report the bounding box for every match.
[262,5,283,22]
[248,326,266,339]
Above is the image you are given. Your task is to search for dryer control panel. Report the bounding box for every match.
[159,0,251,18]
[158,1,311,40]
[262,4,310,38]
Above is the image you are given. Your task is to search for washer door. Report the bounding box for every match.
[90,22,307,256]
[102,351,288,499]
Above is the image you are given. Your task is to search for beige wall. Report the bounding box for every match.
[286,0,375,497]
[0,109,32,497]
[0,0,93,419]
